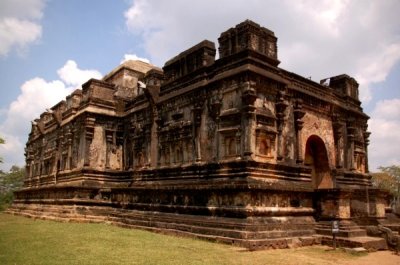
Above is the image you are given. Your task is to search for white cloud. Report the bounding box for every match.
[121,54,150,64]
[0,78,70,171]
[124,0,400,104]
[0,18,42,56]
[371,99,400,121]
[355,43,400,103]
[0,60,102,171]
[124,0,148,31]
[0,0,45,20]
[0,0,45,56]
[290,0,349,37]
[368,98,400,171]
[57,60,102,87]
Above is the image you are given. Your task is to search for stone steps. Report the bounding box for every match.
[383,224,400,233]
[378,213,400,233]
[6,203,318,250]
[16,203,387,251]
[112,220,320,250]
[321,236,388,251]
[315,228,367,237]
[107,214,315,240]
[315,220,367,238]
[8,204,314,234]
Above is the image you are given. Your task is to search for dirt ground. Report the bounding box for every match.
[271,246,400,265]
[342,251,400,265]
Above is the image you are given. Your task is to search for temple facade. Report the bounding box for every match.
[10,20,395,250]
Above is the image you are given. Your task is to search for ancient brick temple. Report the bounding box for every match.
[9,20,397,250]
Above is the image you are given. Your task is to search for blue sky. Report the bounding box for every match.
[0,0,399,172]
[0,0,142,106]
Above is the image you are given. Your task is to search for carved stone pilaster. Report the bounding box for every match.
[192,102,203,162]
[144,122,152,167]
[275,91,288,161]
[65,129,73,170]
[105,130,114,169]
[84,117,95,166]
[347,125,356,171]
[332,116,344,169]
[209,95,222,121]
[294,99,306,164]
[209,95,222,160]
[241,81,257,158]
[364,130,371,173]
[155,117,163,167]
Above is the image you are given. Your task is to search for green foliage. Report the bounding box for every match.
[0,165,25,211]
[371,172,397,196]
[0,136,4,164]
[0,192,14,211]
[372,165,400,200]
[0,213,362,265]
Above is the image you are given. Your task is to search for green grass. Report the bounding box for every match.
[0,213,364,265]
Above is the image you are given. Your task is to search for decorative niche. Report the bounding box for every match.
[255,130,276,159]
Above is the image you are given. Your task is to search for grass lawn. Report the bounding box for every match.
[0,213,366,265]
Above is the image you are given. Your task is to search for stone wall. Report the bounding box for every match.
[14,20,384,250]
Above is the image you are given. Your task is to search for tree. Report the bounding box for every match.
[0,165,25,211]
[9,165,21,173]
[2,165,25,189]
[371,172,398,196]
[371,165,400,201]
[0,136,4,164]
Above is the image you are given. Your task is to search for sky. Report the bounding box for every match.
[0,0,399,172]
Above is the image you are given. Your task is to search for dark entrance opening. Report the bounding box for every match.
[304,135,333,189]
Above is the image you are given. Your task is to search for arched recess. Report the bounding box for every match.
[304,135,333,189]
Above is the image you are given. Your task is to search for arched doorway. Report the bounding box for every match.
[304,135,333,189]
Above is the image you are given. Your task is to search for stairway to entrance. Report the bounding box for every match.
[316,220,388,250]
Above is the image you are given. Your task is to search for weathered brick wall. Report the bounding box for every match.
[301,111,335,167]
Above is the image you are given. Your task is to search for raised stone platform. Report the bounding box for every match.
[7,201,320,251]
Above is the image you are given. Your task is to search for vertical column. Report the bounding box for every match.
[364,132,371,173]
[192,102,203,162]
[145,123,152,167]
[241,81,257,159]
[333,120,344,168]
[294,99,306,164]
[364,131,371,173]
[128,124,135,170]
[347,125,356,171]
[209,94,221,160]
[66,129,73,170]
[84,117,95,167]
[148,104,159,168]
[150,117,160,168]
[25,147,32,180]
[71,128,77,169]
[235,130,241,156]
[105,130,113,169]
[155,118,163,167]
[28,161,33,187]
[275,91,288,161]
[25,147,33,186]
[54,137,61,184]
[168,141,173,165]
